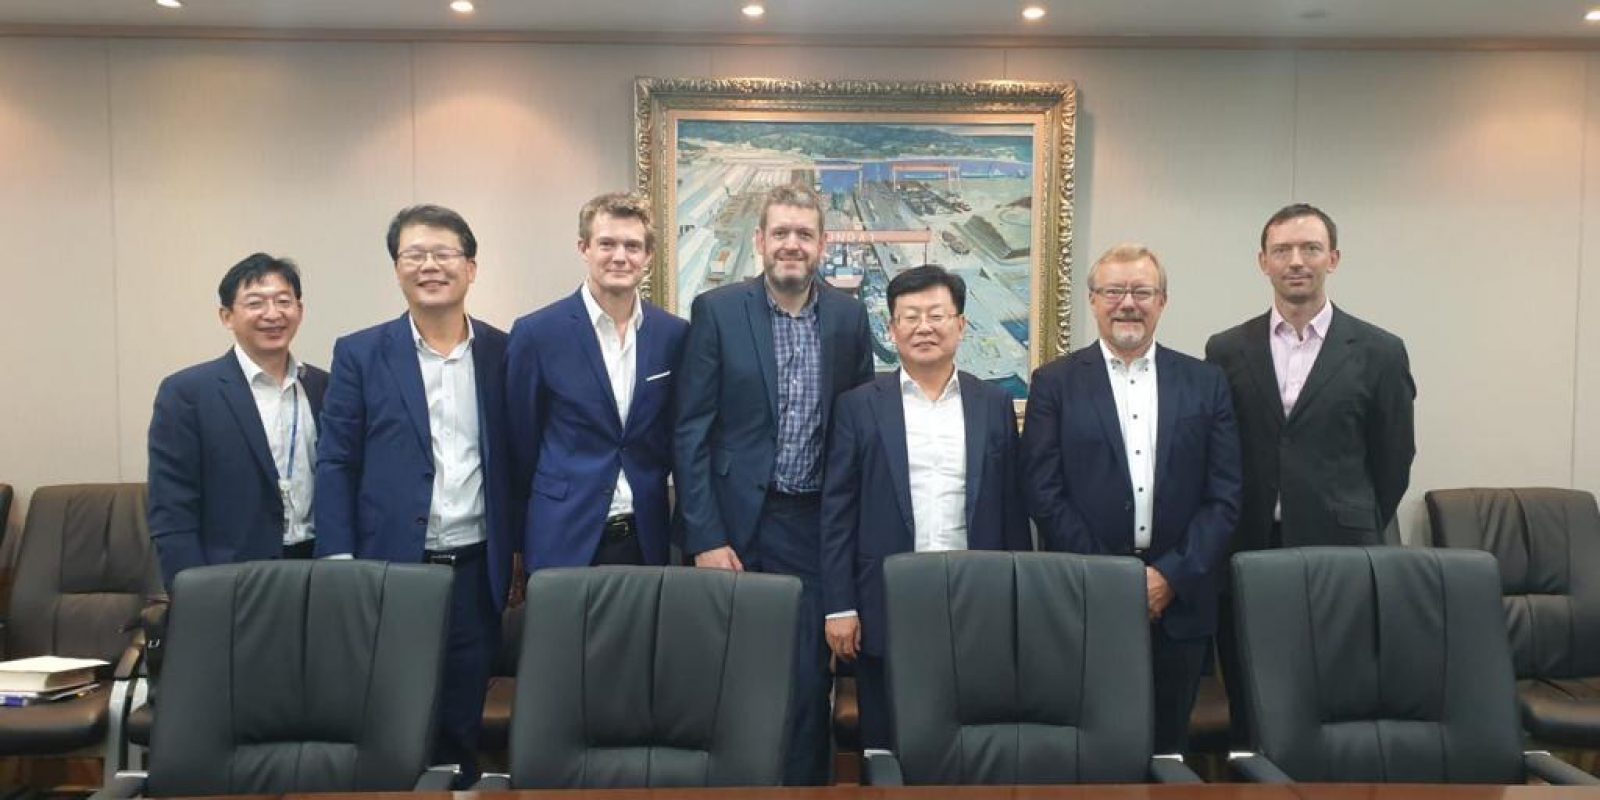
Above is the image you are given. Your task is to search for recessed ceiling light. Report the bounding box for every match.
[1021,5,1046,21]
[742,3,766,18]
[155,0,182,8]
[1587,7,1600,22]
[450,0,475,13]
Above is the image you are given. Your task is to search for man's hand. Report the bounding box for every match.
[1146,566,1174,620]
[694,545,745,571]
[826,616,861,661]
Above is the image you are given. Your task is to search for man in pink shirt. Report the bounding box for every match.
[1205,203,1416,745]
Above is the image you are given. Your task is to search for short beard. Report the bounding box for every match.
[765,265,814,296]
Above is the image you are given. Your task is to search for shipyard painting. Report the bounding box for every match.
[635,78,1077,401]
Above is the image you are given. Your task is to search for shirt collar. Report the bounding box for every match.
[765,282,819,320]
[899,367,961,403]
[580,282,643,332]
[409,314,476,357]
[1270,300,1333,341]
[233,344,300,388]
[1100,340,1157,371]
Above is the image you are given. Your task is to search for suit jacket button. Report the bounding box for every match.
[424,472,434,480]
[414,516,427,525]
[1124,501,1133,511]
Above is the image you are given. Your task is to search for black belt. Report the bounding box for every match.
[1132,547,1150,562]
[767,489,821,502]
[603,514,636,542]
[282,539,316,559]
[424,541,486,567]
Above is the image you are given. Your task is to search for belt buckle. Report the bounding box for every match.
[429,552,458,566]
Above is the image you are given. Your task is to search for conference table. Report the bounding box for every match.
[231,786,1600,800]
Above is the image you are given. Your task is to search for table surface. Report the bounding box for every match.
[198,784,1600,800]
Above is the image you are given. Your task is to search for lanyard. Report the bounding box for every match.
[283,383,300,481]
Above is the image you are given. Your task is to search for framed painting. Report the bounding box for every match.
[634,77,1076,399]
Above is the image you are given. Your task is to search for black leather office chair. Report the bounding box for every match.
[94,560,456,797]
[477,601,524,764]
[1427,487,1600,749]
[0,482,13,549]
[0,484,161,786]
[865,551,1200,785]
[1229,546,1597,785]
[479,566,801,789]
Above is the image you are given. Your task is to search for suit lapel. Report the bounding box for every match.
[816,285,837,428]
[380,315,433,459]
[959,372,986,528]
[468,317,500,463]
[1243,314,1287,430]
[742,280,780,424]
[569,292,623,430]
[216,352,278,481]
[1084,343,1131,478]
[873,376,916,535]
[1154,347,1178,495]
[1286,306,1352,427]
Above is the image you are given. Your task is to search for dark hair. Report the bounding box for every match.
[1260,203,1338,251]
[218,252,302,308]
[386,204,478,260]
[888,264,966,315]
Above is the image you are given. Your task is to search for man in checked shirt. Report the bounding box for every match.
[675,182,873,785]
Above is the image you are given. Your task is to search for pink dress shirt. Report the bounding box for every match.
[1269,301,1334,417]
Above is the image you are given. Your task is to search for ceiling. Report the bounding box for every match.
[1,0,1598,41]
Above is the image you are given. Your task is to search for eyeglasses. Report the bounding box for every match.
[1092,286,1162,303]
[893,310,958,328]
[235,295,299,313]
[1265,242,1328,262]
[397,248,466,268]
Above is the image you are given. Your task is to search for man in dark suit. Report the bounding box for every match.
[1022,244,1242,754]
[821,265,1031,751]
[675,182,873,785]
[1205,203,1416,744]
[148,253,328,589]
[316,205,513,779]
[507,192,687,568]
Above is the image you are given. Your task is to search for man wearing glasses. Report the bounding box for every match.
[316,205,514,780]
[148,253,328,589]
[1205,204,1416,744]
[820,264,1031,753]
[1021,244,1242,756]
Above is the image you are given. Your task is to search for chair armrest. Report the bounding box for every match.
[412,765,460,791]
[1524,751,1600,785]
[469,773,512,791]
[862,752,905,786]
[1148,754,1203,783]
[90,771,148,800]
[113,637,146,681]
[1229,752,1293,783]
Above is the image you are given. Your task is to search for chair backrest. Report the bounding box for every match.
[146,560,453,796]
[884,551,1152,784]
[1233,546,1524,783]
[510,566,800,788]
[1427,487,1600,679]
[6,483,161,661]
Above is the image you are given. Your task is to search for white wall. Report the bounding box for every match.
[2,36,1596,545]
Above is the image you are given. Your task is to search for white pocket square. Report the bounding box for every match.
[646,370,672,382]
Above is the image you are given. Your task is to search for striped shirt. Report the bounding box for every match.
[769,288,823,494]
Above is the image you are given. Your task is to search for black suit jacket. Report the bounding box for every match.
[148,350,328,588]
[1021,342,1242,639]
[820,371,1032,656]
[1205,305,1415,552]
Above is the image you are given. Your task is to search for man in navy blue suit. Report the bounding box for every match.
[820,265,1031,751]
[675,182,873,785]
[315,205,513,778]
[1021,244,1242,755]
[507,192,687,568]
[149,253,328,588]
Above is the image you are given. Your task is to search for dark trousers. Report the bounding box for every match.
[591,515,645,566]
[429,543,501,780]
[1151,623,1209,755]
[746,491,831,786]
[1216,590,1248,747]
[855,652,891,751]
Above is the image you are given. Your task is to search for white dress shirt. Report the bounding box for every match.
[580,283,643,519]
[411,315,486,551]
[1103,342,1158,549]
[830,368,967,621]
[234,345,316,546]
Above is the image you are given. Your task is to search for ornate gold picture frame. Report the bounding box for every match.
[634,77,1076,398]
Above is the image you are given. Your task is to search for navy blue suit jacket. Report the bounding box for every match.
[147,351,328,588]
[314,313,515,610]
[821,371,1032,656]
[506,290,688,569]
[675,277,873,558]
[1021,342,1242,639]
